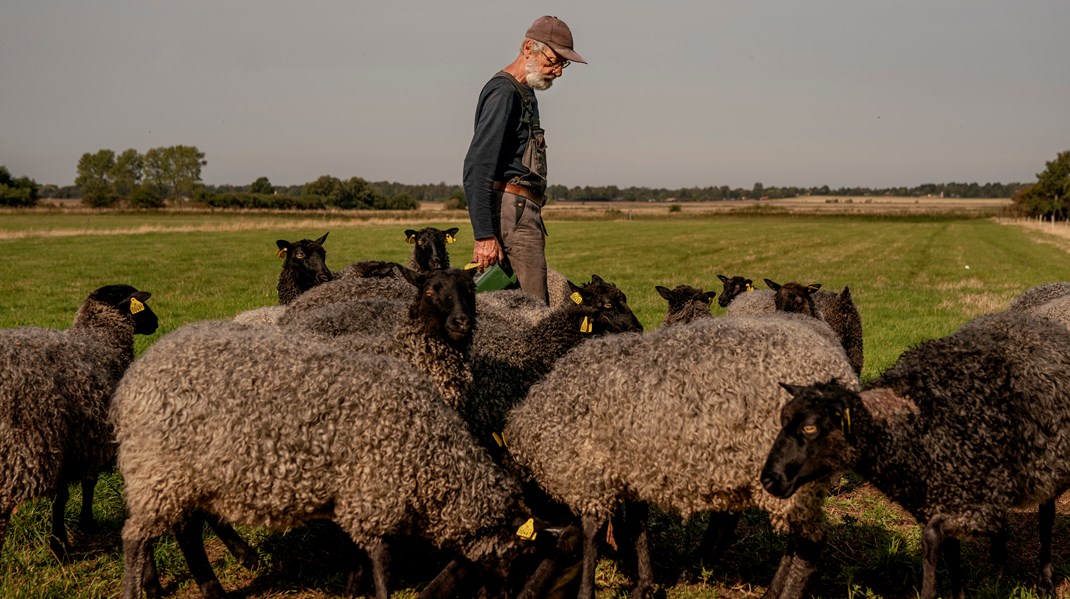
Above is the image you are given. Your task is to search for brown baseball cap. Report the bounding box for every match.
[525,15,587,64]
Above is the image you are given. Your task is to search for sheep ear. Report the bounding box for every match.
[717,274,729,284]
[275,240,291,258]
[765,278,780,291]
[445,227,459,243]
[705,291,717,305]
[806,283,822,294]
[405,230,417,244]
[315,232,329,244]
[655,285,672,300]
[778,381,804,397]
[397,266,422,288]
[590,274,605,285]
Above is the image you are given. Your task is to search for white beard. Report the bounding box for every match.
[524,57,555,90]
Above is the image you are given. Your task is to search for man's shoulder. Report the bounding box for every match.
[481,73,520,95]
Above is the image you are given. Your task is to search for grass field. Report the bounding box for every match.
[2,207,1070,598]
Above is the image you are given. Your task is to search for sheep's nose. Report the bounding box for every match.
[317,272,332,283]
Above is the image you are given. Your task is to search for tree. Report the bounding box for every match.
[0,165,40,207]
[250,176,274,194]
[110,149,143,199]
[1013,150,1070,219]
[142,145,206,200]
[76,149,118,207]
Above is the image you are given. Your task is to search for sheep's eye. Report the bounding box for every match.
[801,424,818,435]
[425,289,434,297]
[603,303,613,310]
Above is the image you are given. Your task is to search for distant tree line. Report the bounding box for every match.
[10,147,1068,215]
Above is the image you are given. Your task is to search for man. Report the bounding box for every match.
[462,15,586,304]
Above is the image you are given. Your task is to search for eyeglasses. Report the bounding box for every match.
[540,49,570,70]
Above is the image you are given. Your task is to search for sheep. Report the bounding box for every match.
[546,268,575,308]
[464,275,644,451]
[1007,281,1070,313]
[1019,294,1070,330]
[334,226,458,281]
[655,284,716,327]
[276,232,332,305]
[716,274,754,308]
[0,284,157,559]
[231,304,286,326]
[110,322,550,599]
[279,266,478,410]
[503,314,859,599]
[760,310,1070,599]
[727,278,864,376]
[476,288,553,330]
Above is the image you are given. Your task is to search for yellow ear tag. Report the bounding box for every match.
[708,297,714,307]
[745,284,753,292]
[570,292,583,305]
[492,432,507,448]
[406,235,416,245]
[129,298,145,315]
[445,234,455,244]
[275,248,288,259]
[841,407,852,435]
[516,518,537,541]
[580,316,593,334]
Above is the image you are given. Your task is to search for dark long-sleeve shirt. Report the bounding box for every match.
[462,73,540,240]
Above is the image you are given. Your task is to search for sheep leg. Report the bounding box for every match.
[1038,499,1056,597]
[418,558,481,599]
[628,502,654,599]
[79,476,98,532]
[989,517,1010,566]
[122,535,153,599]
[0,509,9,557]
[516,523,583,599]
[141,537,164,599]
[920,516,949,599]
[203,512,260,571]
[173,512,227,598]
[762,534,821,599]
[367,539,391,599]
[49,484,71,559]
[578,514,606,599]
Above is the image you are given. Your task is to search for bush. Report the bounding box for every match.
[129,187,164,209]
[0,166,40,207]
[197,192,328,210]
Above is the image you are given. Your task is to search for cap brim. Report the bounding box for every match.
[548,44,587,64]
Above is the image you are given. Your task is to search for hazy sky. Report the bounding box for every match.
[2,1,1067,189]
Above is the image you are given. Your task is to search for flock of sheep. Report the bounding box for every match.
[3,225,1070,599]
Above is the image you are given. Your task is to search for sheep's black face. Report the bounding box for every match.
[406,227,458,271]
[717,275,754,308]
[761,381,856,499]
[90,285,159,335]
[572,275,644,334]
[657,284,715,316]
[766,279,820,317]
[403,267,478,343]
[277,233,333,290]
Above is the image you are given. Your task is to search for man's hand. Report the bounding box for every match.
[473,237,504,270]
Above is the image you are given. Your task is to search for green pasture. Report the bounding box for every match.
[2,210,1070,598]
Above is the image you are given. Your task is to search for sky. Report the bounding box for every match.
[2,1,1068,190]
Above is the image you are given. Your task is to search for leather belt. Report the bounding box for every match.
[493,181,545,207]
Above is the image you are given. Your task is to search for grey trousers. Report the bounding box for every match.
[499,191,548,304]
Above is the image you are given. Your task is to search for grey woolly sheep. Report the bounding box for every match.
[280,267,479,410]
[276,232,332,304]
[761,310,1070,599]
[655,284,716,327]
[0,285,157,558]
[111,322,545,599]
[464,275,644,451]
[1007,281,1070,313]
[503,314,858,599]
[476,288,553,330]
[716,274,755,308]
[727,279,864,375]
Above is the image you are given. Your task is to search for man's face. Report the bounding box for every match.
[524,43,566,90]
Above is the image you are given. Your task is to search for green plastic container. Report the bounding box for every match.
[466,262,518,292]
